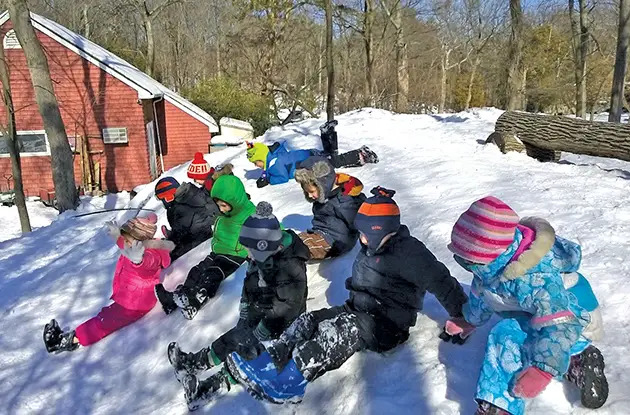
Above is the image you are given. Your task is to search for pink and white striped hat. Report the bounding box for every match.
[448,196,520,265]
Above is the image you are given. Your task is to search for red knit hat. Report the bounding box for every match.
[448,196,520,265]
[187,152,211,180]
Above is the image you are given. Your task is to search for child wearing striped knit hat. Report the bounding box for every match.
[443,196,607,415]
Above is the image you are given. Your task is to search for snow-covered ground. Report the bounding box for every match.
[1,108,629,414]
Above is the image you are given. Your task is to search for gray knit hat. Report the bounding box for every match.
[239,202,283,262]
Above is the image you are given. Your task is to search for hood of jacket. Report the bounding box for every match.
[210,175,251,218]
[294,156,336,203]
[174,182,211,208]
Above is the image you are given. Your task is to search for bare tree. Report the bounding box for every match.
[569,0,589,118]
[326,0,335,120]
[8,0,78,211]
[379,0,409,112]
[610,0,630,122]
[0,40,31,232]
[506,0,524,110]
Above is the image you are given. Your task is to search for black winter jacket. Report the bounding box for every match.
[240,230,310,336]
[345,225,467,350]
[167,182,218,256]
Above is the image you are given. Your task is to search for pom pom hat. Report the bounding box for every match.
[239,202,283,262]
[448,196,520,265]
[187,152,211,180]
[354,187,401,253]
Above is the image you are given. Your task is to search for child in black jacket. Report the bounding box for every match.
[224,187,468,404]
[166,202,310,410]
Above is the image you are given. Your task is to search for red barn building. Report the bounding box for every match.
[0,11,219,197]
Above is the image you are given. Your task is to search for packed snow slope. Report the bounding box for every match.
[1,108,629,415]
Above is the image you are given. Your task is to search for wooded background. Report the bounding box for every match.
[0,0,626,132]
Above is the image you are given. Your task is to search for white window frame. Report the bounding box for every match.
[3,29,22,49]
[0,130,50,157]
[102,127,129,144]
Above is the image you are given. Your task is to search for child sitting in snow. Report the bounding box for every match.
[154,162,233,261]
[154,174,255,320]
[440,196,607,415]
[43,214,174,353]
[222,187,468,404]
[166,202,310,410]
[246,121,378,188]
[293,155,366,260]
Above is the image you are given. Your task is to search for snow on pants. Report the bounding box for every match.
[289,306,369,382]
[75,302,148,346]
[475,318,590,415]
[184,253,245,299]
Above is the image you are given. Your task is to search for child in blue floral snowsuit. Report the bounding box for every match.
[441,196,607,415]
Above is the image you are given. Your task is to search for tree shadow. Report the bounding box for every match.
[430,114,469,123]
[280,213,313,232]
[244,168,262,181]
[316,244,360,306]
[557,159,630,180]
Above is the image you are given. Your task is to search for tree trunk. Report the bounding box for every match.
[318,28,323,101]
[325,0,334,121]
[0,40,31,232]
[142,6,155,78]
[465,56,480,111]
[214,0,221,77]
[8,0,78,211]
[82,5,90,38]
[439,48,450,113]
[363,0,375,106]
[609,0,630,122]
[393,2,408,113]
[569,0,588,118]
[506,0,524,111]
[495,111,630,162]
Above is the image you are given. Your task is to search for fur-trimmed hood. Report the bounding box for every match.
[502,217,581,280]
[142,239,176,252]
[294,156,336,203]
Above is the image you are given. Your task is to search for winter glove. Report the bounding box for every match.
[439,317,476,345]
[256,174,269,188]
[104,220,120,241]
[161,225,171,239]
[252,321,272,342]
[511,367,553,398]
[121,240,145,264]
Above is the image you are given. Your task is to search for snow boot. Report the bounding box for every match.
[174,286,207,320]
[358,145,379,164]
[565,345,608,409]
[320,120,338,156]
[226,351,307,404]
[475,400,512,415]
[182,369,232,411]
[168,342,213,382]
[155,283,178,315]
[43,319,79,354]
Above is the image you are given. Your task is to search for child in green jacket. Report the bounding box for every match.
[155,175,256,320]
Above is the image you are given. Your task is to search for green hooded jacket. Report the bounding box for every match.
[210,175,256,257]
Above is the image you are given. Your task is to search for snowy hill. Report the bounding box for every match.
[1,108,629,414]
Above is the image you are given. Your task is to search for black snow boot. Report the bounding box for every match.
[565,345,608,409]
[174,286,208,320]
[358,145,379,164]
[43,319,79,354]
[182,369,232,411]
[155,283,178,315]
[320,120,339,156]
[168,342,213,382]
[475,400,512,415]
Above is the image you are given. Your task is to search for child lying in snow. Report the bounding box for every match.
[154,175,255,320]
[220,188,468,404]
[43,214,173,353]
[154,160,233,262]
[441,196,607,415]
[293,156,366,260]
[166,202,310,410]
[246,120,378,188]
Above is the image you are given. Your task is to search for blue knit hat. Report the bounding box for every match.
[239,202,283,262]
[354,187,401,253]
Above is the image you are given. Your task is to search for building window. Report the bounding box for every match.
[0,131,49,156]
[102,127,128,144]
[3,30,21,49]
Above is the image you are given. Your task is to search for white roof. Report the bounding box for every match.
[219,117,254,131]
[0,11,219,133]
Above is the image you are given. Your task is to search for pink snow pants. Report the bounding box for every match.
[75,302,149,346]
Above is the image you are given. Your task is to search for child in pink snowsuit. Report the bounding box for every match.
[43,213,174,353]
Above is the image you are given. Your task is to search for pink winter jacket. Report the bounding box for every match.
[111,238,175,311]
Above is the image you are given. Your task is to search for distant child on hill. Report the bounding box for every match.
[154,175,255,320]
[167,202,310,410]
[43,214,173,354]
[154,160,233,261]
[223,187,468,404]
[246,121,378,188]
[293,156,366,260]
[441,196,608,415]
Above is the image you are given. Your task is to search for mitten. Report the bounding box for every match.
[511,367,553,398]
[256,175,269,188]
[161,225,171,239]
[439,317,476,344]
[104,220,120,240]
[121,240,145,264]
